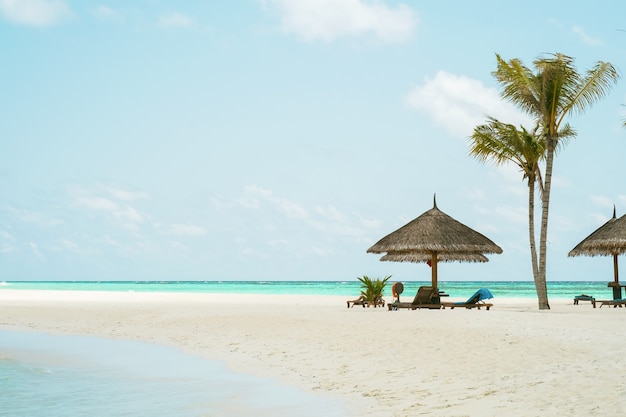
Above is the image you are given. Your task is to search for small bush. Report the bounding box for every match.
[357,275,391,304]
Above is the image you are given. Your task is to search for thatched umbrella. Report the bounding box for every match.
[380,251,489,263]
[568,207,626,297]
[367,196,502,293]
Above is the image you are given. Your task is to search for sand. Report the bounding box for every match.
[1,289,625,416]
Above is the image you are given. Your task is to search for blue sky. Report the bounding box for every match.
[1,0,625,283]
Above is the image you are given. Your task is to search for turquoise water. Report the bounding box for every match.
[0,331,347,417]
[0,280,617,299]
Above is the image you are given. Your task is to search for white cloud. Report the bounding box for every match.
[358,215,382,230]
[158,12,196,29]
[276,198,308,219]
[0,230,15,240]
[2,205,63,226]
[236,197,261,210]
[311,245,334,256]
[104,186,149,201]
[0,243,14,254]
[244,185,273,199]
[242,185,309,219]
[406,71,533,138]
[315,205,345,222]
[572,25,602,46]
[263,0,417,43]
[57,239,89,254]
[27,241,44,259]
[76,197,119,211]
[243,186,309,219]
[0,0,69,26]
[236,186,382,243]
[0,230,16,254]
[113,205,144,224]
[208,186,387,263]
[73,189,147,232]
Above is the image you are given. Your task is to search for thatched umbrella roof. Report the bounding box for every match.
[380,251,489,263]
[368,198,502,255]
[568,207,626,284]
[568,208,626,257]
[367,196,502,291]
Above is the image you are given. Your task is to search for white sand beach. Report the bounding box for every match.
[1,290,625,416]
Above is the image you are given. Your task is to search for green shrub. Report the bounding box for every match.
[357,275,391,304]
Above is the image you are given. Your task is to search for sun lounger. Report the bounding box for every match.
[347,296,367,308]
[441,288,494,310]
[573,294,595,305]
[388,286,441,310]
[591,299,626,308]
[347,296,385,308]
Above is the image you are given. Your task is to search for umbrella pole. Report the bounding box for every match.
[608,253,622,300]
[431,252,438,292]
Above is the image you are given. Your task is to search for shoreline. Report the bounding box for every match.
[0,280,614,300]
[1,289,624,416]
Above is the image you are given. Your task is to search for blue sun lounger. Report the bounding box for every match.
[592,298,626,308]
[573,294,595,305]
[441,288,494,310]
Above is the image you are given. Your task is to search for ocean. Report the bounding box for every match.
[0,279,614,299]
[0,279,614,417]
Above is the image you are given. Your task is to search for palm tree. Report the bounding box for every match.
[493,53,619,309]
[357,275,391,307]
[469,118,545,287]
[469,118,573,302]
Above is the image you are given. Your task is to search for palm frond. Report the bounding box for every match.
[469,116,544,187]
[567,61,620,117]
[493,54,542,117]
[357,275,391,303]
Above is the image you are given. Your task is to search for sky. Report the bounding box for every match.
[1,0,626,283]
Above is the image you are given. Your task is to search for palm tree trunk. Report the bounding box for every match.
[528,179,539,282]
[537,143,554,310]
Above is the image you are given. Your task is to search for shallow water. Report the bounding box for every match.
[0,331,347,417]
[0,280,615,299]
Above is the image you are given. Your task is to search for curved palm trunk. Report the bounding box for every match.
[537,143,554,310]
[528,178,540,283]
